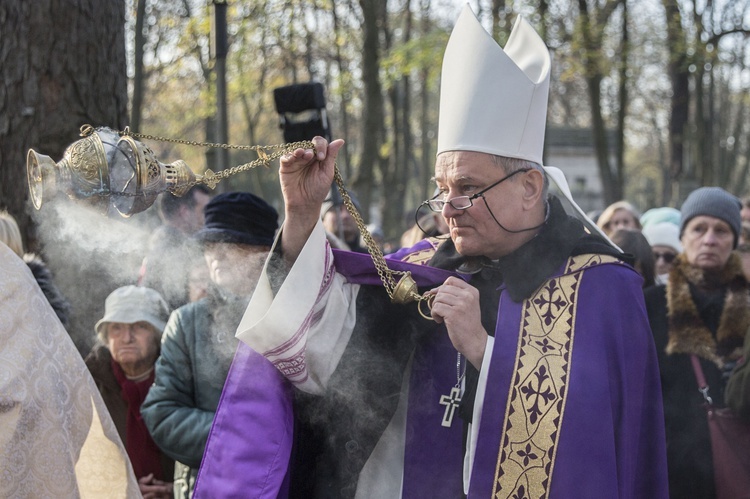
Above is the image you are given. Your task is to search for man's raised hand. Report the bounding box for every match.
[279,136,345,263]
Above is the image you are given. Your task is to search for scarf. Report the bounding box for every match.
[111,359,165,480]
[666,252,750,367]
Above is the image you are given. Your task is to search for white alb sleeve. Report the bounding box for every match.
[236,220,360,395]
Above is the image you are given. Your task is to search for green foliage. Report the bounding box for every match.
[381,31,449,89]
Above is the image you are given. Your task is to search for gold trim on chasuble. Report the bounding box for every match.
[492,254,622,499]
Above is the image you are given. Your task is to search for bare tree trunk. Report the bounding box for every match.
[662,0,690,203]
[382,2,402,237]
[354,0,385,222]
[0,0,128,248]
[130,0,147,131]
[419,0,433,203]
[614,1,628,200]
[577,0,624,205]
[693,64,707,185]
[0,0,129,356]
[726,88,747,189]
[381,0,416,239]
[331,0,353,178]
[401,0,414,213]
[491,0,505,41]
[538,0,549,41]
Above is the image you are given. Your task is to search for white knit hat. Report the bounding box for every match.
[642,222,683,253]
[437,4,550,164]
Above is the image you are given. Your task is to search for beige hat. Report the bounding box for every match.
[95,285,170,340]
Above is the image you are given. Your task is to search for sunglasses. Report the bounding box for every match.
[653,251,677,263]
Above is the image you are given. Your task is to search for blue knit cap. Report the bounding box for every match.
[679,187,741,247]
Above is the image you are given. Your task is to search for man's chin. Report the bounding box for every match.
[453,238,481,257]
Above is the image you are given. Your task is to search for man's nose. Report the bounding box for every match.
[441,197,463,217]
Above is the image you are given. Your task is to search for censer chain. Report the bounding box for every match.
[97,125,433,313]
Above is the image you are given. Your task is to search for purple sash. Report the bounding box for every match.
[337,247,465,496]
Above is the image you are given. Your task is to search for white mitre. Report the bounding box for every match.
[437,5,614,243]
[437,4,550,164]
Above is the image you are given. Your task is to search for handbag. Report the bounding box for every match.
[690,355,750,499]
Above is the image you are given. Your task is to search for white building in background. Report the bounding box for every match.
[544,126,616,215]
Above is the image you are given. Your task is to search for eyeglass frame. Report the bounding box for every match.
[421,168,532,213]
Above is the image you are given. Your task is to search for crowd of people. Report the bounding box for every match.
[3,4,750,499]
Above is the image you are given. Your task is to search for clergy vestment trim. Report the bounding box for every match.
[398,237,443,266]
[493,253,622,498]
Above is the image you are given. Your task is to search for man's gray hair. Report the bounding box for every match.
[492,155,549,198]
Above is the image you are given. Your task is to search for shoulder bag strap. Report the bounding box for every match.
[690,354,714,406]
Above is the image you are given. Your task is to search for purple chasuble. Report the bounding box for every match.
[403,330,464,498]
[468,259,669,498]
[195,247,668,498]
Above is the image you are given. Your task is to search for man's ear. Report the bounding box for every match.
[521,169,545,210]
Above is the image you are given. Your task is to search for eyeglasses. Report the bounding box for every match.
[653,251,677,263]
[422,168,532,213]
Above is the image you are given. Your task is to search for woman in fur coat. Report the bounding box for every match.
[644,187,749,499]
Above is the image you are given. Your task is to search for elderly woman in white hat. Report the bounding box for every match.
[85,285,174,498]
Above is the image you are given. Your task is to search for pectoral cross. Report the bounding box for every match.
[439,386,462,427]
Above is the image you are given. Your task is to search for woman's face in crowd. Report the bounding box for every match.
[106,321,160,377]
[188,260,211,302]
[605,209,638,234]
[652,244,679,276]
[203,242,269,295]
[681,215,734,272]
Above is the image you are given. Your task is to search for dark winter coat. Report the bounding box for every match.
[24,253,71,329]
[725,328,750,420]
[84,344,175,480]
[644,252,749,499]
